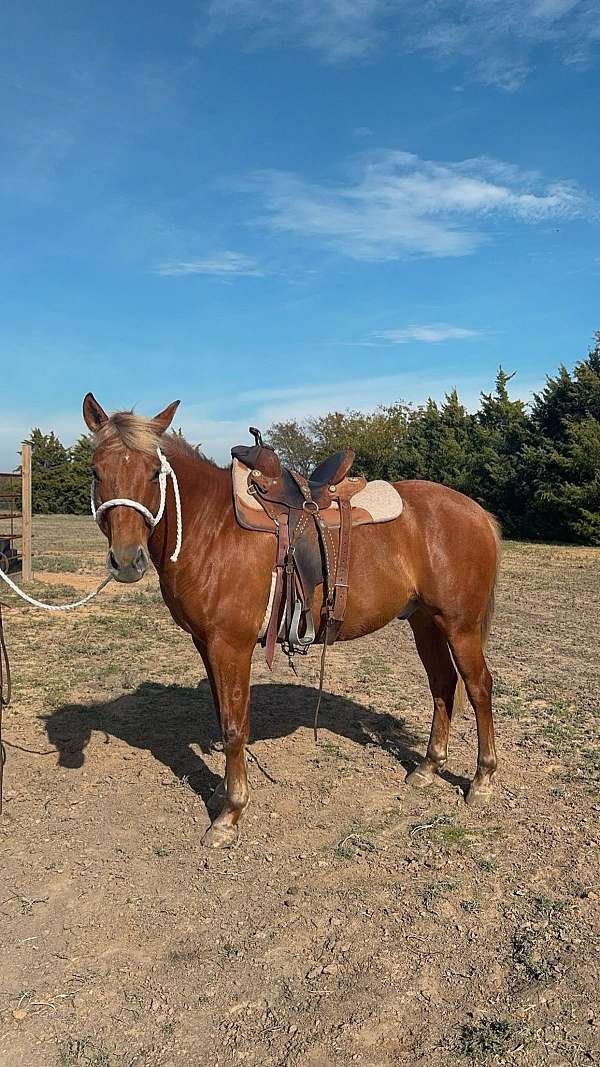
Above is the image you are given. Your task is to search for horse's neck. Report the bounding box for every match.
[150,449,232,574]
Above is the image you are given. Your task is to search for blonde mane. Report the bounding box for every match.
[95,411,203,461]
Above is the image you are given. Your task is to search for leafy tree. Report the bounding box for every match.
[29,429,72,513]
[527,334,600,541]
[266,420,317,475]
[469,368,535,535]
[532,331,600,440]
[68,435,95,514]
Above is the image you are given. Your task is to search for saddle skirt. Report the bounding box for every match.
[232,458,403,534]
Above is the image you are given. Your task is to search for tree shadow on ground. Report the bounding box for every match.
[43,680,470,812]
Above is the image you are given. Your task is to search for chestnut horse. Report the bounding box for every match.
[83,394,500,848]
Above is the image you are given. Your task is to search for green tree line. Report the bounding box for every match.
[267,334,600,545]
[27,431,94,515]
[26,334,600,543]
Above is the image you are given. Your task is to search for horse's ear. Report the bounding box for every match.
[153,400,180,432]
[83,393,109,432]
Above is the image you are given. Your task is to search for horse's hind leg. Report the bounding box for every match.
[405,610,458,789]
[444,626,497,806]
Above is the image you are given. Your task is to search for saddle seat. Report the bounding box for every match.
[230,428,403,665]
[232,431,356,511]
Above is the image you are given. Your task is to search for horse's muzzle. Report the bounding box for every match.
[107,544,150,583]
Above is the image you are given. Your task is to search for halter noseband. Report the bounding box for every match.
[91,446,182,563]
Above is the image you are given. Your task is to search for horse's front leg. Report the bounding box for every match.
[198,636,253,849]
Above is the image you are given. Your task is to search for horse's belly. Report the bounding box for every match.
[311,520,415,641]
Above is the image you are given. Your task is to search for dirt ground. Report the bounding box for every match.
[1,516,599,1067]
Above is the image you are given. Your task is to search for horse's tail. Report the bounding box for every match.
[453,511,501,714]
[482,512,502,648]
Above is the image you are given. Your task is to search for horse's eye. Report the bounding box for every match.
[91,467,100,481]
[151,469,161,481]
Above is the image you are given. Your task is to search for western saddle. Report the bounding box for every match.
[232,428,373,668]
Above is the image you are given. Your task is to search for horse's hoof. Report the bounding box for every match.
[202,822,239,849]
[406,766,435,789]
[466,782,493,807]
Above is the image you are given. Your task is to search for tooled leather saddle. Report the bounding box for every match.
[231,428,402,669]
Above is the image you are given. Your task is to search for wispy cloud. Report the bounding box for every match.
[202,0,600,88]
[244,150,589,261]
[214,367,543,440]
[373,324,481,343]
[154,251,265,277]
[202,0,385,62]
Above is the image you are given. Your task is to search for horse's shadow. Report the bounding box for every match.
[43,680,469,810]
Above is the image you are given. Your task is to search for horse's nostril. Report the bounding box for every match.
[108,549,118,571]
[135,547,147,570]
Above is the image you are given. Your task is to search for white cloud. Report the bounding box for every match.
[2,364,546,470]
[202,0,385,62]
[154,251,264,277]
[202,0,600,88]
[245,150,588,261]
[373,324,480,343]
[220,368,543,439]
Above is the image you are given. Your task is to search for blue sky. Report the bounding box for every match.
[2,0,600,467]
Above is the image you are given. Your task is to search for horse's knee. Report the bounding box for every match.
[222,723,248,749]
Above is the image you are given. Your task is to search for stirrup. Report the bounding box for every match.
[287,599,315,653]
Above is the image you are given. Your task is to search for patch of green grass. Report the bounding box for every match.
[538,701,586,753]
[493,677,517,697]
[334,824,378,861]
[27,580,81,600]
[512,928,554,982]
[58,1038,111,1067]
[153,846,172,857]
[439,823,471,847]
[457,1018,514,1060]
[476,857,499,872]
[555,744,600,793]
[581,747,600,779]
[95,664,121,678]
[421,881,456,907]
[498,698,527,718]
[359,653,392,676]
[128,588,164,604]
[319,739,353,761]
[531,895,567,917]
[35,554,79,572]
[460,899,480,913]
[345,885,368,900]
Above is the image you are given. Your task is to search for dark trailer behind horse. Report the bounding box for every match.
[0,471,23,576]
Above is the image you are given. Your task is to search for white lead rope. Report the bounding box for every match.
[0,569,113,610]
[0,446,182,613]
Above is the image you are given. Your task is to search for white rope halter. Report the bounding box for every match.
[0,446,183,613]
[91,447,182,563]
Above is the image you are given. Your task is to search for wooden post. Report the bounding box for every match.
[21,441,32,582]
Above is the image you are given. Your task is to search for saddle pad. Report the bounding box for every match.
[232,459,403,534]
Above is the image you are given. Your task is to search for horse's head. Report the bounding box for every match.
[83,393,180,583]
